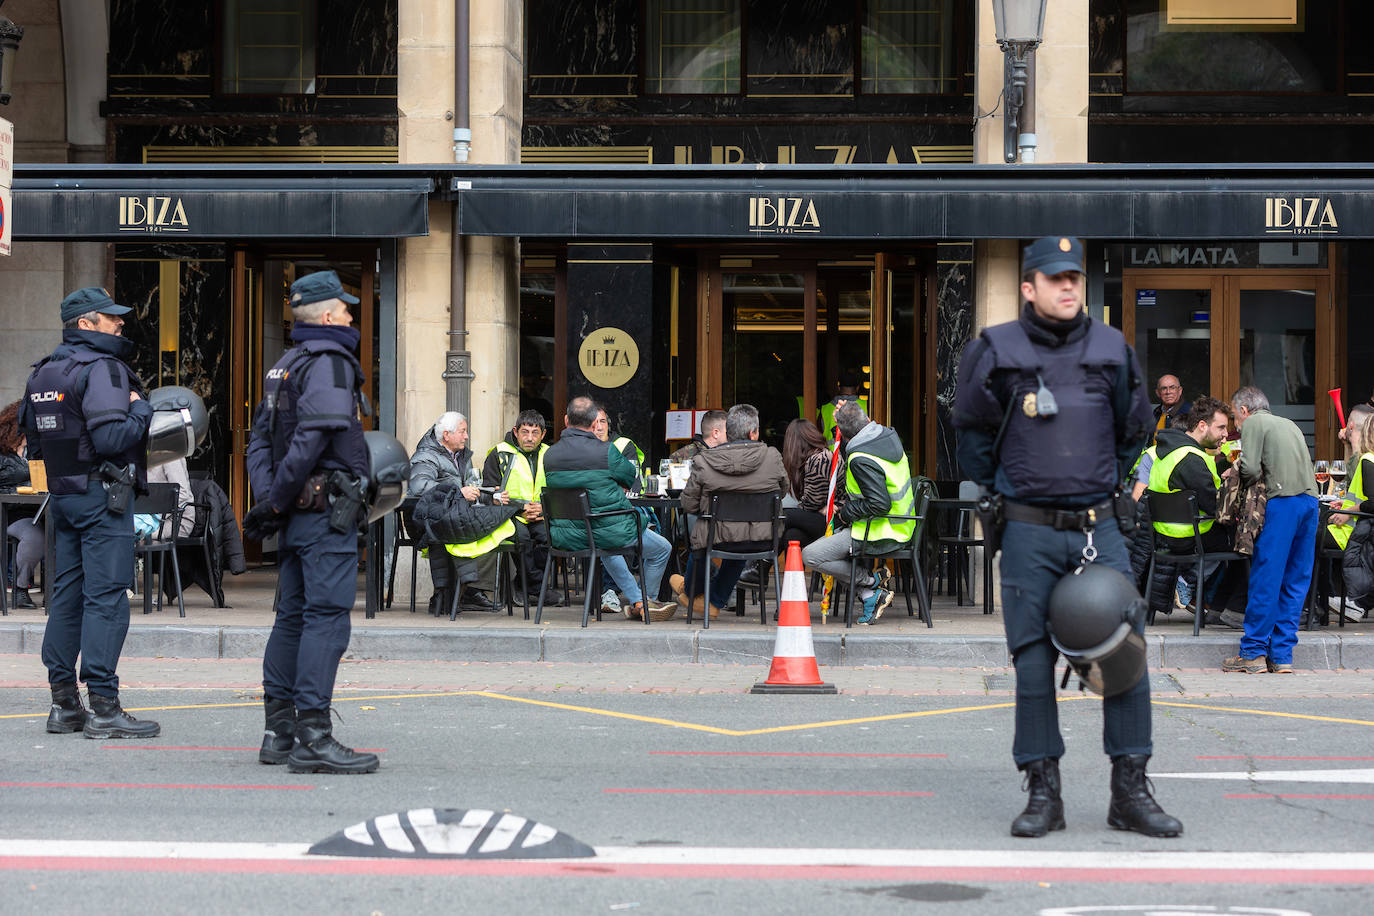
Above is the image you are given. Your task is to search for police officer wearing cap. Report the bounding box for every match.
[20,288,160,739]
[953,237,1182,839]
[244,269,378,775]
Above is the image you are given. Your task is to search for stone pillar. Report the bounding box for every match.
[565,244,656,455]
[972,0,1089,330]
[397,0,522,455]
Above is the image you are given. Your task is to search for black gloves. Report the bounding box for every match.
[242,502,284,541]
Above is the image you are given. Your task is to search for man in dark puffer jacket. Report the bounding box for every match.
[412,481,524,614]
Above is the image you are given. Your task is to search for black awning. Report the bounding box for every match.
[450,163,1374,241]
[13,165,434,240]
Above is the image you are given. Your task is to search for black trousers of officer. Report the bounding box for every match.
[999,519,1152,768]
[41,480,136,697]
[263,509,356,712]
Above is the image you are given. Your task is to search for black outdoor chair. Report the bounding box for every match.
[1143,489,1249,636]
[1309,505,1374,629]
[173,496,225,607]
[386,496,420,612]
[432,536,529,621]
[935,480,994,615]
[685,491,785,628]
[133,482,185,618]
[843,479,936,628]
[536,487,651,627]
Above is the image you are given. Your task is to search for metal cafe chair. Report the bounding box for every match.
[842,478,936,628]
[686,490,785,628]
[535,487,651,627]
[1143,489,1249,637]
[132,482,186,618]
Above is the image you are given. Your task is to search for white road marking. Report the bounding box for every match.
[373,812,414,853]
[1152,768,1374,784]
[2,839,1373,873]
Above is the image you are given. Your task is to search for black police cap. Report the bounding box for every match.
[289,270,361,308]
[1022,236,1085,278]
[60,287,133,322]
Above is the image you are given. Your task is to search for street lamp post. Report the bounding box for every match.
[0,0,24,106]
[992,0,1047,163]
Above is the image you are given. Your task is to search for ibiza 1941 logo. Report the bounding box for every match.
[578,327,640,389]
[748,197,820,235]
[1265,197,1337,235]
[119,196,189,233]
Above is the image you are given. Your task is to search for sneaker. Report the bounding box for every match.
[1217,610,1246,630]
[1267,659,1294,674]
[1329,597,1366,622]
[857,587,894,625]
[1175,576,1195,609]
[644,599,679,622]
[872,565,892,591]
[669,574,687,604]
[601,588,623,615]
[1221,654,1267,674]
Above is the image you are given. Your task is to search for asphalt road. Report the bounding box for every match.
[1,663,1372,915]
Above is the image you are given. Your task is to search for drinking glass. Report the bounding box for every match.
[1330,459,1347,494]
[659,459,672,477]
[1314,460,1330,494]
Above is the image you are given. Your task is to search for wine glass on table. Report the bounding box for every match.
[1330,459,1347,496]
[1314,460,1330,496]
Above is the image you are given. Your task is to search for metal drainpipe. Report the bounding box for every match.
[1017,50,1037,164]
[444,0,474,414]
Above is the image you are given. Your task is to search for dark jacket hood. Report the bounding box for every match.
[846,422,904,463]
[696,439,771,476]
[1154,426,1198,458]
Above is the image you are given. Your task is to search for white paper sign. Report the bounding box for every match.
[665,409,699,441]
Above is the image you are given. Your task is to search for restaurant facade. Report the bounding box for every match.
[3,0,1373,516]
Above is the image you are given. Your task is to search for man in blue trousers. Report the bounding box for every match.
[1225,386,1318,674]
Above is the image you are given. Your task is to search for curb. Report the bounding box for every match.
[0,622,1362,669]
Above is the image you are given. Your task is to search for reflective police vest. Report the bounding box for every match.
[1148,444,1221,538]
[488,440,547,524]
[24,348,143,495]
[980,320,1125,502]
[613,436,645,469]
[1328,452,1372,550]
[445,519,516,558]
[844,446,914,543]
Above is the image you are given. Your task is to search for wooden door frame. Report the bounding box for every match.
[1123,267,1335,453]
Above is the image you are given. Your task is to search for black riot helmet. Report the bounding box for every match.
[1047,562,1148,697]
[146,386,209,468]
[364,431,411,522]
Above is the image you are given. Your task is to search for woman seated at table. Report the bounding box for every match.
[781,418,845,551]
[0,400,44,609]
[1324,408,1374,621]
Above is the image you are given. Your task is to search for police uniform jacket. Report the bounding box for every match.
[953,304,1153,508]
[245,323,368,512]
[21,329,152,494]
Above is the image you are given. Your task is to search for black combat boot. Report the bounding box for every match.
[1107,754,1184,838]
[1011,757,1066,838]
[46,682,89,734]
[286,709,379,775]
[83,692,161,739]
[12,587,37,609]
[259,696,296,764]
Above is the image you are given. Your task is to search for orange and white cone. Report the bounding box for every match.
[751,541,837,695]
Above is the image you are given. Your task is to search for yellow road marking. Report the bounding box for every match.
[0,691,486,720]
[1155,701,1374,728]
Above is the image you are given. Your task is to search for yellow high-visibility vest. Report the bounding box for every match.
[1148,444,1221,538]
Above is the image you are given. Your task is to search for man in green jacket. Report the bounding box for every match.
[543,397,675,619]
[1224,386,1318,674]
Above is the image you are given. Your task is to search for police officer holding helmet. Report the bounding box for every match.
[21,287,160,739]
[953,237,1182,839]
[244,269,378,775]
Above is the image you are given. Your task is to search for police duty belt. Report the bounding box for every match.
[1002,498,1114,532]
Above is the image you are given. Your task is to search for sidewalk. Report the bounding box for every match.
[0,567,1368,670]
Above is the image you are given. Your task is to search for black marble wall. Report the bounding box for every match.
[115,246,230,489]
[564,244,657,460]
[934,244,973,482]
[107,0,397,118]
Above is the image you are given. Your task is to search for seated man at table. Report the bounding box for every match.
[801,401,912,625]
[482,409,562,604]
[671,404,787,618]
[544,397,675,620]
[410,479,528,614]
[668,409,727,463]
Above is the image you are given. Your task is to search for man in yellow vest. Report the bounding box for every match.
[1147,395,1236,618]
[800,401,913,624]
[482,409,561,604]
[819,370,868,443]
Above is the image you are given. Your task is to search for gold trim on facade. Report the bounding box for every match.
[142,146,399,163]
[521,146,654,164]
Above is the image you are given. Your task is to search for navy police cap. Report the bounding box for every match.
[1022,236,1085,278]
[289,270,360,308]
[60,287,133,322]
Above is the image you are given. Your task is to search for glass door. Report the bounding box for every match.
[1122,274,1224,413]
[721,270,808,441]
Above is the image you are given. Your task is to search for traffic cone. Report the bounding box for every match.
[751,541,837,694]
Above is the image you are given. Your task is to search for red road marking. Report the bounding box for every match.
[2,857,1373,883]
[603,788,933,797]
[1197,755,1374,760]
[1226,793,1374,800]
[0,782,312,791]
[649,751,946,758]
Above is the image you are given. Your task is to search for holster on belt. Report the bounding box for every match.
[326,471,368,534]
[295,473,330,512]
[975,493,1005,557]
[98,460,136,514]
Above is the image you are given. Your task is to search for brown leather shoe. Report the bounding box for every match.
[1267,659,1294,674]
[1221,654,1266,674]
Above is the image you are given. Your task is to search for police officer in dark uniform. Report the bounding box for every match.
[244,270,378,775]
[21,288,159,739]
[953,237,1182,839]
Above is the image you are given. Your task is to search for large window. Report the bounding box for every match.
[862,0,958,94]
[646,0,741,94]
[221,0,317,95]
